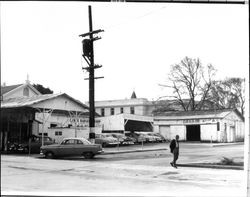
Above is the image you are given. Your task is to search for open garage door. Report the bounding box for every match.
[186,125,201,141]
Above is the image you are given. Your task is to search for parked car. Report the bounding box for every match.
[110,133,134,145]
[126,132,147,144]
[40,138,104,159]
[147,133,163,142]
[139,132,155,143]
[95,133,120,147]
[8,135,55,153]
[152,133,167,142]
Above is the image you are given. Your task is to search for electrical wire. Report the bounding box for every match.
[103,6,166,31]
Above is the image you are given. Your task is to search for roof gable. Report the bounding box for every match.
[154,108,244,121]
[1,83,41,99]
[1,93,89,113]
[1,84,22,95]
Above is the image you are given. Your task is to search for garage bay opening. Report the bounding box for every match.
[186,125,201,141]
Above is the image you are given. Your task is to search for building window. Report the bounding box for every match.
[110,108,114,115]
[39,133,48,136]
[50,123,57,128]
[120,107,124,114]
[101,108,105,116]
[55,131,62,136]
[217,122,220,131]
[130,107,135,114]
[23,87,29,96]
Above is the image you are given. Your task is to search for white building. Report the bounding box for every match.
[154,109,245,143]
[92,91,154,117]
[1,81,100,149]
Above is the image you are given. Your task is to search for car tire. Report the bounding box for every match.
[45,152,54,159]
[84,152,94,159]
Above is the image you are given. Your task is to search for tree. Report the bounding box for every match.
[208,78,245,116]
[33,84,53,94]
[160,57,216,111]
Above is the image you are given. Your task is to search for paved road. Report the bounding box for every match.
[1,143,245,196]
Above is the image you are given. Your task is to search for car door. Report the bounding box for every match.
[74,139,86,155]
[58,139,75,156]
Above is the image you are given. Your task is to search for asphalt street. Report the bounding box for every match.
[1,142,245,196]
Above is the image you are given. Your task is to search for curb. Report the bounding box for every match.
[177,163,243,170]
[103,148,167,155]
[212,142,244,147]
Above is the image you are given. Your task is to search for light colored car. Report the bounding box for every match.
[95,134,120,147]
[40,138,103,159]
[126,133,147,144]
[110,133,134,145]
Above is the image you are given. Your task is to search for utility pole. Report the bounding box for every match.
[80,5,104,143]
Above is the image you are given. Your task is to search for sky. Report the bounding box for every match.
[1,1,249,103]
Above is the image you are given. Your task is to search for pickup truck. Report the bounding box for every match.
[40,138,104,159]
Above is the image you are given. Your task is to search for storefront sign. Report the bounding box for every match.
[183,118,217,124]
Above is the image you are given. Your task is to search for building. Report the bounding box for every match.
[0,81,101,151]
[153,109,244,143]
[93,91,154,117]
[1,81,41,100]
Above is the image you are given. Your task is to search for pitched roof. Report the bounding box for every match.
[154,108,244,121]
[131,91,137,99]
[0,93,89,110]
[1,84,22,95]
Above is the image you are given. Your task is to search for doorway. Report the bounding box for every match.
[186,125,201,141]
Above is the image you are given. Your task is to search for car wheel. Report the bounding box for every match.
[45,152,54,159]
[84,152,94,159]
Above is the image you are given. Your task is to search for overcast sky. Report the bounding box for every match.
[1,2,248,103]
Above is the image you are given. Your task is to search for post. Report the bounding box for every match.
[41,109,45,147]
[88,5,95,144]
[80,6,104,144]
[244,76,250,197]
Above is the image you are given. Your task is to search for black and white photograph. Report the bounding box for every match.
[0,0,249,196]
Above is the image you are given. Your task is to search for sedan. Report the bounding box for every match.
[40,138,104,159]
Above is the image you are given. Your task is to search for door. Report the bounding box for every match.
[159,125,170,140]
[59,139,75,156]
[186,125,201,141]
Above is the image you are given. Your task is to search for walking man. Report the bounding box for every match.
[170,135,179,168]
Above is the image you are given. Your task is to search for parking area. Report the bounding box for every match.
[1,142,245,196]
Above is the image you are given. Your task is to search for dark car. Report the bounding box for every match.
[40,138,103,159]
[19,135,55,153]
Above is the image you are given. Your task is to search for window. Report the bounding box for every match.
[39,133,48,136]
[130,107,135,114]
[50,123,57,128]
[101,108,105,116]
[62,139,75,145]
[23,87,29,96]
[120,107,124,114]
[110,108,114,115]
[76,140,83,144]
[217,122,220,131]
[55,131,62,136]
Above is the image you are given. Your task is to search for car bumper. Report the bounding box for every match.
[122,141,134,145]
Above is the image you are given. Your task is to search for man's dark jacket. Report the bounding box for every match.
[169,139,178,153]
